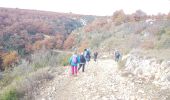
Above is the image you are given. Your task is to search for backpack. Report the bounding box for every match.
[72,55,77,64]
[115,51,120,57]
[86,51,90,58]
[80,55,85,62]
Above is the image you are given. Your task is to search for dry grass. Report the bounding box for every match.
[133,49,170,61]
[0,49,67,99]
[0,68,54,100]
[73,20,170,58]
[17,68,53,99]
[118,59,127,70]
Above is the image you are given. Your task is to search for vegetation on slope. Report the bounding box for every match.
[69,10,170,60]
[0,7,95,70]
[0,49,71,99]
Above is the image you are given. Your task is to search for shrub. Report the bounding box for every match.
[165,27,170,35]
[0,68,53,100]
[12,59,33,78]
[17,68,53,99]
[57,53,72,66]
[118,59,127,70]
[155,34,170,49]
[0,88,19,100]
[112,10,126,25]
[63,35,75,50]
[140,40,155,49]
[0,49,67,99]
[2,51,18,70]
[78,40,89,53]
[0,54,3,71]
[155,29,166,40]
[0,70,17,88]
[31,49,54,69]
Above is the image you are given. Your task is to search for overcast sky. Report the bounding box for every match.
[0,0,170,16]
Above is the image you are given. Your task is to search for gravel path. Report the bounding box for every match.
[34,59,169,100]
[34,59,122,100]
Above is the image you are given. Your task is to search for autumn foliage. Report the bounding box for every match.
[78,40,89,53]
[63,35,76,50]
[1,51,18,70]
[84,18,107,32]
[112,10,126,25]
[0,54,3,70]
[0,7,84,56]
[55,33,65,49]
[0,7,170,71]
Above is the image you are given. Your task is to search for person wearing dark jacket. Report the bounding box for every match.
[84,49,91,62]
[94,51,98,62]
[114,49,121,62]
[78,52,86,72]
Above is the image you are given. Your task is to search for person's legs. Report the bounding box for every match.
[82,64,85,72]
[95,55,97,61]
[75,66,78,75]
[116,57,118,62]
[117,55,120,62]
[78,64,82,71]
[115,56,118,62]
[71,66,74,75]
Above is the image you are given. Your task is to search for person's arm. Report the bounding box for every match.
[69,56,72,65]
[78,56,80,63]
[84,51,87,57]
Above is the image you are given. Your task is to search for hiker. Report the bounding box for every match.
[114,49,121,62]
[78,52,86,72]
[69,52,78,76]
[84,48,91,62]
[94,51,98,62]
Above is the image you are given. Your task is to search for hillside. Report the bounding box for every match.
[0,8,170,100]
[0,7,95,54]
[0,7,95,70]
[69,11,170,60]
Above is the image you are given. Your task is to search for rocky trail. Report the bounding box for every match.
[33,58,170,100]
[34,59,121,100]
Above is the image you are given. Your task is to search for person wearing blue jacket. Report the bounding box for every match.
[69,52,78,75]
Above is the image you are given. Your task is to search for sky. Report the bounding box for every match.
[0,0,170,16]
